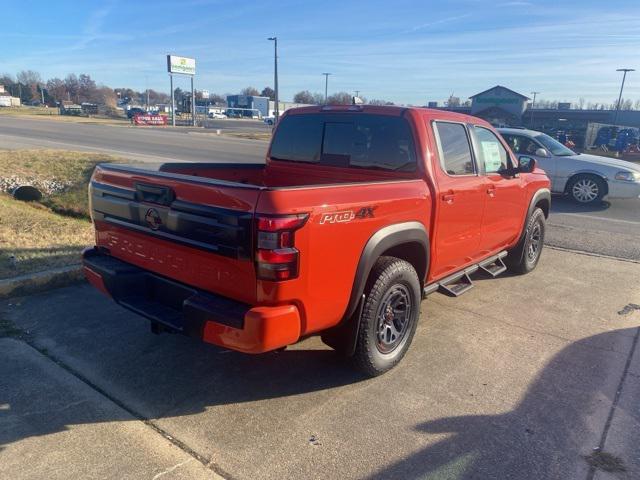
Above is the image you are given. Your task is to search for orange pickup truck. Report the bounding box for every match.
[83,105,550,376]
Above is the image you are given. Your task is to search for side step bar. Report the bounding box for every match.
[423,251,508,298]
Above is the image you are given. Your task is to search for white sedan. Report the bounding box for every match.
[499,128,640,204]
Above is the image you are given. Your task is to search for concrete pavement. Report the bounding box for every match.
[2,248,639,479]
[0,338,222,480]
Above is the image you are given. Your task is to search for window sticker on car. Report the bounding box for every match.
[481,141,503,172]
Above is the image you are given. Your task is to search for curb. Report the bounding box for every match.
[0,264,84,299]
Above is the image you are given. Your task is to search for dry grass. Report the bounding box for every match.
[224,131,272,141]
[0,106,128,124]
[0,194,93,279]
[0,150,123,217]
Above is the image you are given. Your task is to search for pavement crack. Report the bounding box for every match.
[151,458,193,480]
[586,325,640,480]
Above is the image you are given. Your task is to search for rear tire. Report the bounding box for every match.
[567,174,606,204]
[506,208,546,274]
[351,257,421,377]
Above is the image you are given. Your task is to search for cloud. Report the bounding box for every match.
[405,14,472,33]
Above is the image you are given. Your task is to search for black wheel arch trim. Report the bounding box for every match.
[514,188,550,252]
[344,221,429,320]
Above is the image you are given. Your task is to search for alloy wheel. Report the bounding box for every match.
[572,178,599,203]
[376,284,412,354]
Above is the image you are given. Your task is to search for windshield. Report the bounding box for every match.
[534,133,575,156]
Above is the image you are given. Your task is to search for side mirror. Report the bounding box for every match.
[535,148,550,157]
[518,156,537,173]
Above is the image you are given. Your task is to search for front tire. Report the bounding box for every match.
[567,174,606,204]
[506,208,546,274]
[352,257,421,377]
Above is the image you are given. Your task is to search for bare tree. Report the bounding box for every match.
[293,90,316,104]
[46,78,67,103]
[445,95,460,107]
[634,99,640,111]
[577,97,585,110]
[78,74,98,103]
[367,99,395,106]
[240,86,260,96]
[326,91,352,105]
[261,86,275,100]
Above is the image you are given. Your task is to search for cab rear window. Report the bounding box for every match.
[269,113,417,171]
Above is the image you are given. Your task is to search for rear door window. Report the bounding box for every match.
[433,122,475,175]
[270,113,417,171]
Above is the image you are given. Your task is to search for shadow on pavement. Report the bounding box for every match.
[365,328,635,480]
[550,195,610,214]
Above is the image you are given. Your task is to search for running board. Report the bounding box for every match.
[423,251,508,298]
[478,254,507,278]
[439,272,474,297]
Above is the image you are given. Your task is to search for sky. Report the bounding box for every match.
[2,0,639,105]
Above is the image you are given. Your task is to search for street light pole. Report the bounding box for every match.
[529,91,539,126]
[268,37,279,122]
[322,73,331,103]
[614,68,635,126]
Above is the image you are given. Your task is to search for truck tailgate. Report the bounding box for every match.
[89,164,261,305]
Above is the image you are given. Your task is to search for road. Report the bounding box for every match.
[0,115,268,164]
[1,115,639,261]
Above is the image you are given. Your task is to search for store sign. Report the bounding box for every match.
[167,55,196,75]
[201,89,209,99]
[133,114,168,126]
[475,97,519,104]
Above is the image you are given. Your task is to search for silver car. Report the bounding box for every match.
[498,128,640,204]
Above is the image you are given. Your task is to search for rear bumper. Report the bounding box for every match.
[82,248,300,353]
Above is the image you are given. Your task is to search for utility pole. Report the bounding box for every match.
[355,90,360,98]
[614,68,635,126]
[322,73,331,103]
[529,91,539,126]
[40,84,45,104]
[170,74,175,126]
[268,37,279,122]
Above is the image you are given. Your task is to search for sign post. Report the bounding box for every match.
[166,54,196,127]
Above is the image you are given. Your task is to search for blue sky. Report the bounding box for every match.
[2,0,639,105]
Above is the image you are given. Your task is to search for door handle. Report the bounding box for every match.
[441,191,455,204]
[486,187,496,197]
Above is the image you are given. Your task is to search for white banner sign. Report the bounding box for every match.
[167,55,196,75]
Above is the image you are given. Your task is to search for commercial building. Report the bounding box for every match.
[0,84,21,107]
[226,95,313,118]
[434,85,640,147]
[226,95,269,118]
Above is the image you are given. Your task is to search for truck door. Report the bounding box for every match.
[472,126,528,254]
[429,121,486,280]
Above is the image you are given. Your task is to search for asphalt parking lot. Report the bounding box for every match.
[2,248,639,479]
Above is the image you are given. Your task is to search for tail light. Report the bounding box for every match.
[256,214,308,281]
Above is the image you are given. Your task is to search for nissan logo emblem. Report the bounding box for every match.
[144,208,162,230]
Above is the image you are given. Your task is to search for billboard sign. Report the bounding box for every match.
[133,114,169,126]
[201,89,209,99]
[167,55,196,75]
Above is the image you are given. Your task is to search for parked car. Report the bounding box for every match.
[499,128,640,204]
[83,106,550,376]
[208,112,226,119]
[126,107,146,119]
[263,116,275,125]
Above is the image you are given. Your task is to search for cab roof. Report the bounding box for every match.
[282,104,491,127]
